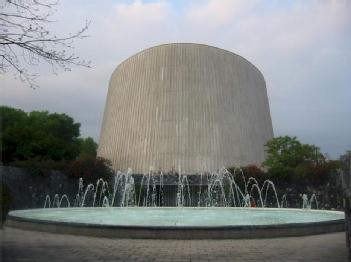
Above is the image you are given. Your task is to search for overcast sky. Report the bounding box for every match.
[1,0,350,159]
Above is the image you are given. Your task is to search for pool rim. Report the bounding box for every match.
[6,207,345,239]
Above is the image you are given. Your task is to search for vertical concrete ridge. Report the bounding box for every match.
[98,43,274,173]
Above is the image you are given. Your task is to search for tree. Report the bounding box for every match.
[0,0,90,88]
[263,136,326,184]
[0,106,27,163]
[294,159,340,185]
[1,106,81,163]
[78,137,98,157]
[263,136,324,169]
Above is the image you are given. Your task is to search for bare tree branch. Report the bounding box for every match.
[0,0,91,89]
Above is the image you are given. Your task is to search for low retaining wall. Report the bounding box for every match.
[0,166,78,209]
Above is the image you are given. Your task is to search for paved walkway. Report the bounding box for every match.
[0,227,348,262]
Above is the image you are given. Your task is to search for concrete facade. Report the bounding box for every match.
[98,43,273,173]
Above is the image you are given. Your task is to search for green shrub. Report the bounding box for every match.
[65,156,114,184]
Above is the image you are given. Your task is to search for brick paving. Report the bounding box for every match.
[0,227,348,262]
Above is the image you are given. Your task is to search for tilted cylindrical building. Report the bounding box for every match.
[98,43,273,173]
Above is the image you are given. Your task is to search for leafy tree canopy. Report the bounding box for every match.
[263,136,324,169]
[1,105,81,163]
[263,136,338,185]
[78,137,98,157]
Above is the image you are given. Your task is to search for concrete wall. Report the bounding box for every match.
[0,166,78,209]
[98,43,274,173]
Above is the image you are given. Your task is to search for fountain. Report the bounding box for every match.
[7,167,345,239]
[302,193,319,209]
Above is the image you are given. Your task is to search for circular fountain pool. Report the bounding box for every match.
[7,207,345,239]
